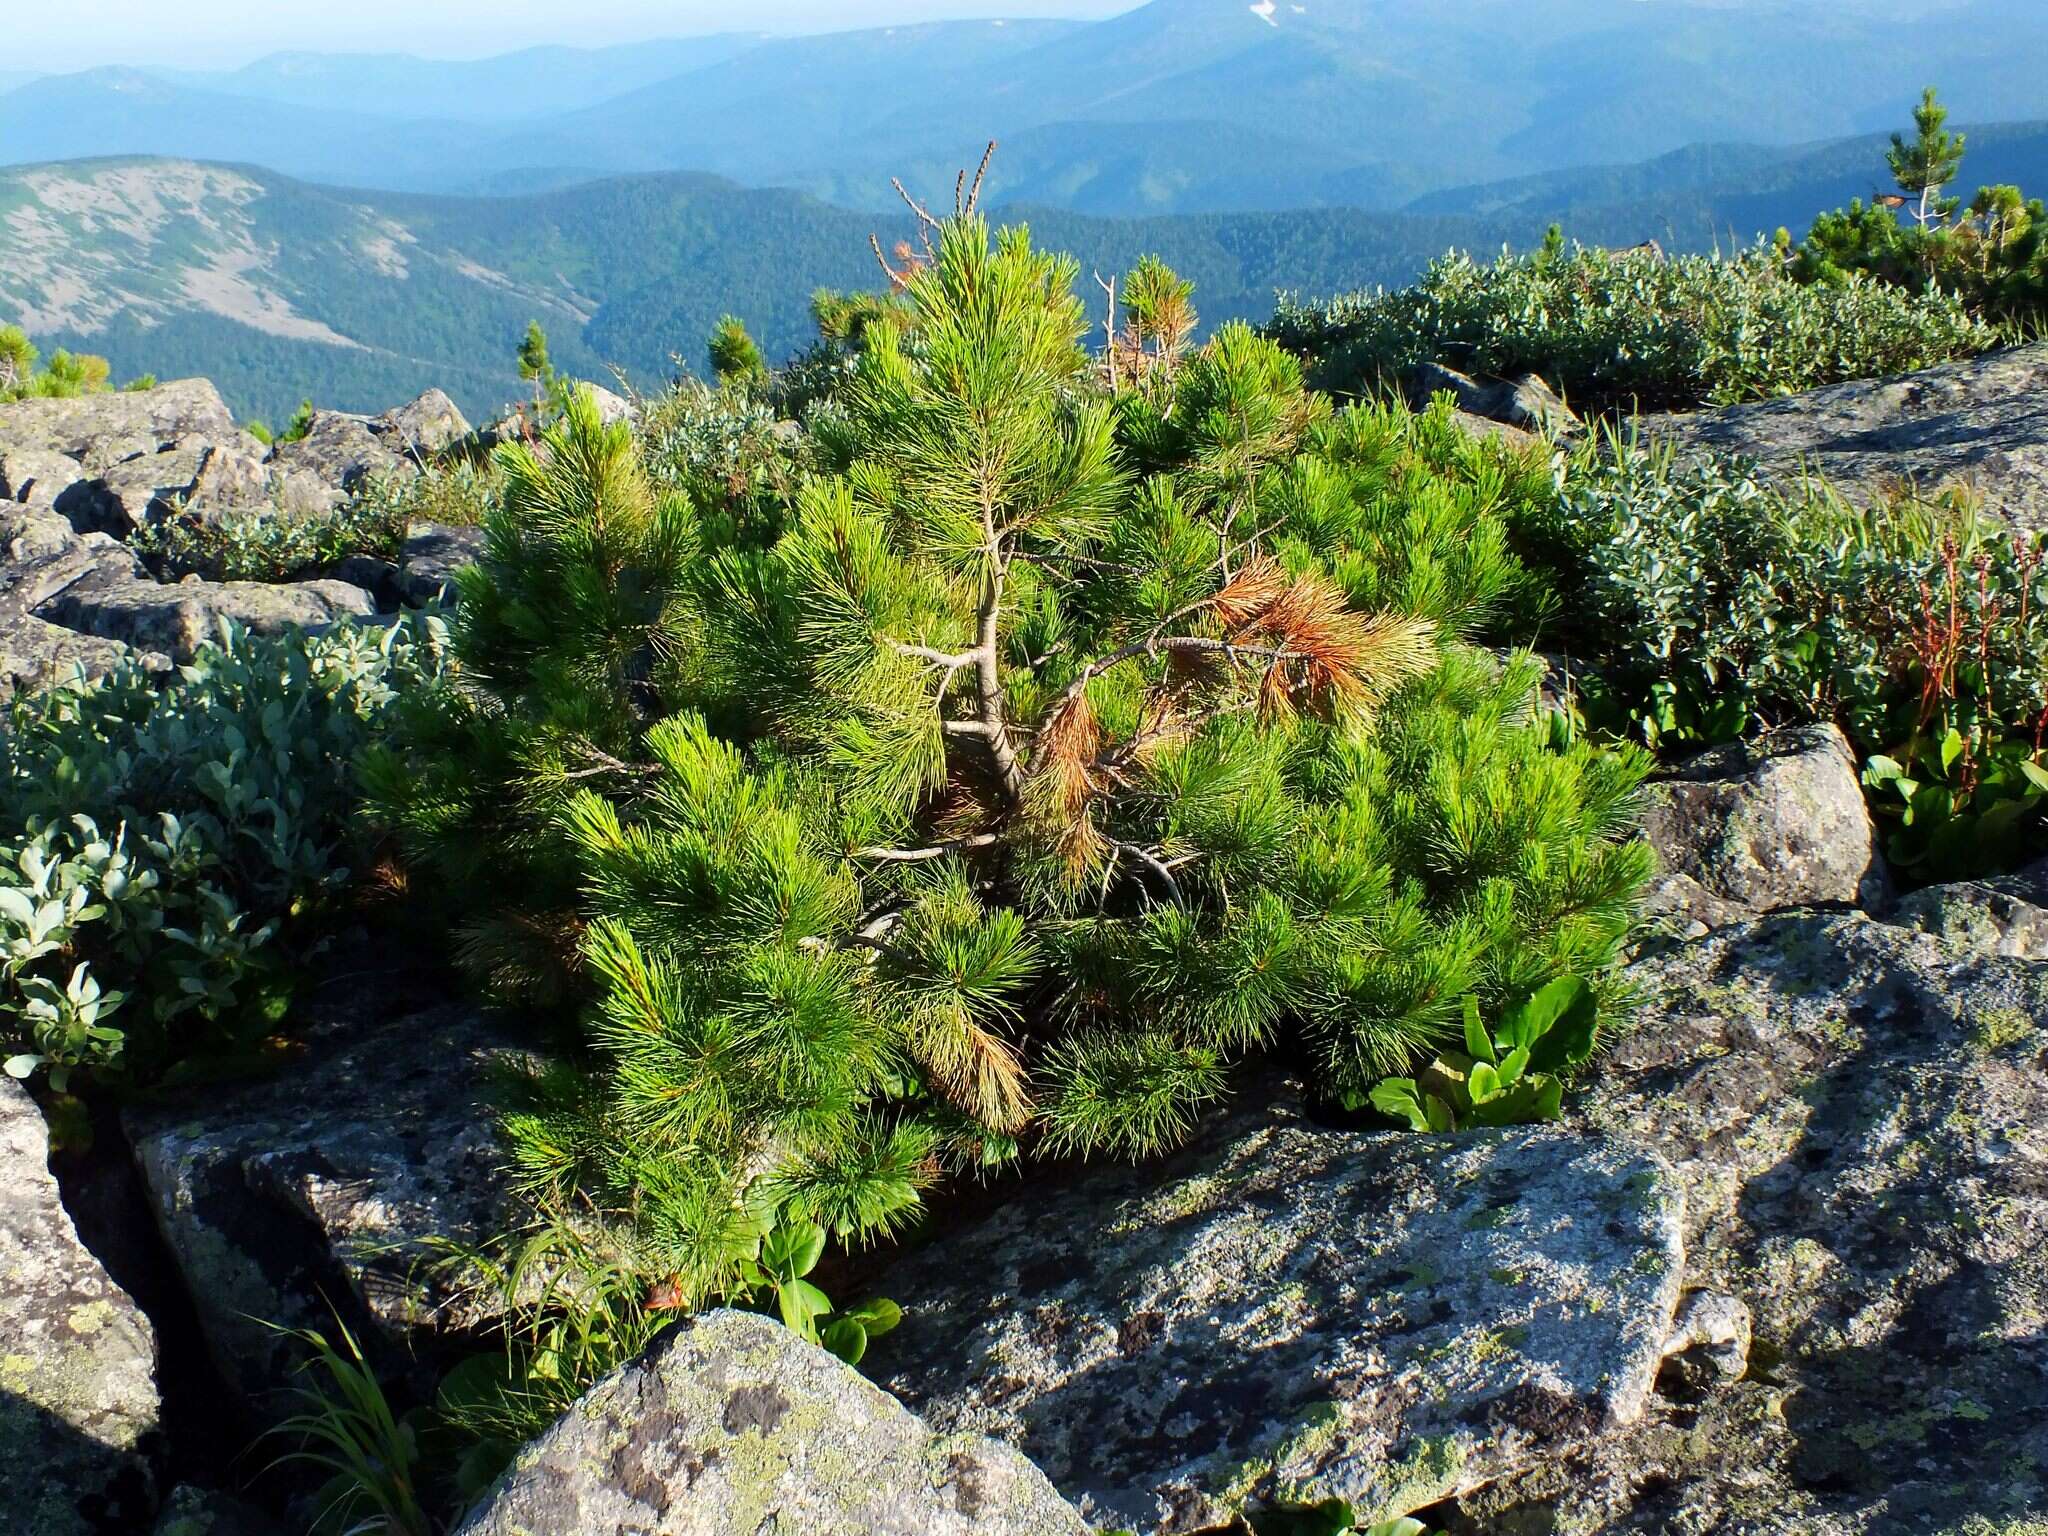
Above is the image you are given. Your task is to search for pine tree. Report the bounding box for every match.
[372,215,1650,1304]
[1889,86,1966,227]
[707,316,767,386]
[517,321,555,404]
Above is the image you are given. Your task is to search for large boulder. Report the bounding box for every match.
[0,379,237,462]
[124,1004,525,1413]
[37,573,375,661]
[378,389,471,457]
[454,1308,1089,1536]
[0,506,145,696]
[1641,341,2048,530]
[1450,908,2048,1532]
[2,1077,162,1536]
[876,1106,1686,1532]
[1640,723,1885,933]
[268,409,405,492]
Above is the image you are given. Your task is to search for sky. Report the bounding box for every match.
[7,0,1138,72]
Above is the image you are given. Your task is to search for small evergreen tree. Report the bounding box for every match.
[1888,87,1966,227]
[517,321,555,405]
[707,315,767,387]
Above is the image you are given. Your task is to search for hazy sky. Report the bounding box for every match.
[11,1,1138,72]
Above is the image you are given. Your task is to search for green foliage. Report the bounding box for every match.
[707,314,767,385]
[1268,241,1994,413]
[1257,1503,1435,1536]
[0,325,118,403]
[0,618,446,1088]
[637,380,812,547]
[369,217,1648,1330]
[1524,437,2048,876]
[1888,87,1967,221]
[262,1316,432,1536]
[515,321,553,399]
[1369,978,1596,1133]
[1793,90,2047,323]
[282,398,317,443]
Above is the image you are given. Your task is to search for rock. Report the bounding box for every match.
[152,1486,281,1536]
[585,382,633,426]
[1450,409,1539,449]
[0,379,236,461]
[1412,362,1579,436]
[80,438,212,533]
[1656,1290,1752,1399]
[0,445,86,508]
[1887,857,2048,960]
[37,573,376,662]
[454,1308,1089,1536]
[327,555,401,608]
[875,1104,1685,1532]
[1641,341,2048,530]
[124,1004,526,1412]
[1,1077,162,1536]
[378,389,471,457]
[269,409,405,492]
[0,615,137,701]
[1453,910,2048,1532]
[397,521,485,605]
[1641,723,1884,933]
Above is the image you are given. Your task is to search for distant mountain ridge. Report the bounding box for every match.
[6,0,2047,214]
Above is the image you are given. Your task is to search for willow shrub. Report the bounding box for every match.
[367,219,1651,1305]
[1267,241,1995,415]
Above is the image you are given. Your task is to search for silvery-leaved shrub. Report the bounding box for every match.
[0,615,448,1088]
[1267,241,1994,414]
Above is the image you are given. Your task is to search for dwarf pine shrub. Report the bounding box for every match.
[1268,242,1994,414]
[0,618,447,1088]
[369,219,1650,1304]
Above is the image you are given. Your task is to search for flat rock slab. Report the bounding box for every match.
[1457,910,2048,1533]
[0,379,236,461]
[1,1077,161,1536]
[124,1004,522,1413]
[39,574,375,662]
[455,1308,1089,1536]
[1641,342,2048,528]
[876,1109,1685,1532]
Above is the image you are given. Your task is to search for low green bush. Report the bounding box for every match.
[369,223,1650,1313]
[1267,243,1994,415]
[1524,437,2048,877]
[136,461,502,585]
[0,617,448,1089]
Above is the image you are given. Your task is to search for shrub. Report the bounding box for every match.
[1267,243,1995,414]
[369,221,1649,1309]
[1525,437,2048,876]
[0,617,448,1089]
[635,380,811,547]
[136,462,502,584]
[0,325,119,402]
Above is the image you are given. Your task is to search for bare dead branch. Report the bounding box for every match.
[853,832,1002,863]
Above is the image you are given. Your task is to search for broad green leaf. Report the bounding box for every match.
[1462,994,1494,1064]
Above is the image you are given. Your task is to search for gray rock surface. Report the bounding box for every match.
[0,506,143,696]
[1642,341,2048,529]
[1413,361,1580,436]
[1450,910,2048,1533]
[1,1077,162,1536]
[0,378,237,460]
[125,1004,524,1411]
[1641,723,1884,933]
[398,520,485,604]
[454,1308,1090,1536]
[38,573,375,661]
[379,388,472,457]
[877,1109,1685,1532]
[1889,857,2048,960]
